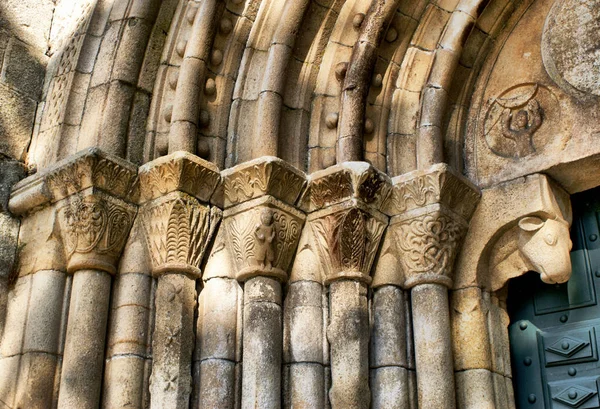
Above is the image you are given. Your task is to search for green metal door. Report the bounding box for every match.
[509,187,600,409]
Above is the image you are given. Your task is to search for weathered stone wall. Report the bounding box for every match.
[0,0,598,408]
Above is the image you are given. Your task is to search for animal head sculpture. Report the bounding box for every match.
[517,216,572,285]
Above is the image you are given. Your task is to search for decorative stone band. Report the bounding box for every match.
[307,199,387,285]
[299,162,392,213]
[58,189,136,275]
[9,148,138,216]
[383,164,481,289]
[223,195,305,282]
[219,156,306,209]
[138,151,220,204]
[137,152,222,278]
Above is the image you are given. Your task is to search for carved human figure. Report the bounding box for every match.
[254,209,276,269]
[500,99,543,157]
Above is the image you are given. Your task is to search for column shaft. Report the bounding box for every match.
[328,280,370,409]
[150,273,196,408]
[411,283,456,409]
[58,269,112,409]
[370,285,409,409]
[242,276,282,409]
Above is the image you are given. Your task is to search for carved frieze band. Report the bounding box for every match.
[221,156,306,208]
[138,151,220,204]
[300,162,392,213]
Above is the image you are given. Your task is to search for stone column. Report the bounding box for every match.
[138,152,221,409]
[370,231,410,409]
[301,162,391,409]
[384,164,480,409]
[221,157,306,409]
[46,150,139,409]
[284,224,328,409]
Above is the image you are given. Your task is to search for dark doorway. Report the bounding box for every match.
[508,187,600,409]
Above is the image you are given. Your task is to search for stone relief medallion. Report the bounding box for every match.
[542,0,600,100]
[483,83,566,159]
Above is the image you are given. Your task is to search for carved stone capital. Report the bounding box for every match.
[223,196,304,282]
[308,200,387,284]
[299,162,391,285]
[383,163,480,220]
[9,148,138,215]
[300,162,392,213]
[384,164,481,289]
[138,151,220,204]
[58,189,136,275]
[391,205,467,288]
[219,156,306,209]
[138,153,222,278]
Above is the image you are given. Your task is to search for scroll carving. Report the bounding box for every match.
[396,212,466,288]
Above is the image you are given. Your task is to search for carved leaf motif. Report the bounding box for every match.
[397,214,464,277]
[166,200,191,264]
[310,213,344,276]
[357,171,385,204]
[364,216,386,273]
[227,212,256,268]
[391,175,437,213]
[224,165,268,204]
[310,172,353,209]
[340,208,366,271]
[142,196,211,270]
[93,158,135,197]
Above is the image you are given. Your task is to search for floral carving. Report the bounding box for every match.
[309,172,353,209]
[222,159,306,207]
[224,164,268,204]
[139,154,220,203]
[395,212,465,287]
[310,207,386,283]
[47,150,137,202]
[141,193,220,277]
[388,174,437,214]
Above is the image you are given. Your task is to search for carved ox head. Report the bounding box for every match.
[518,216,573,284]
